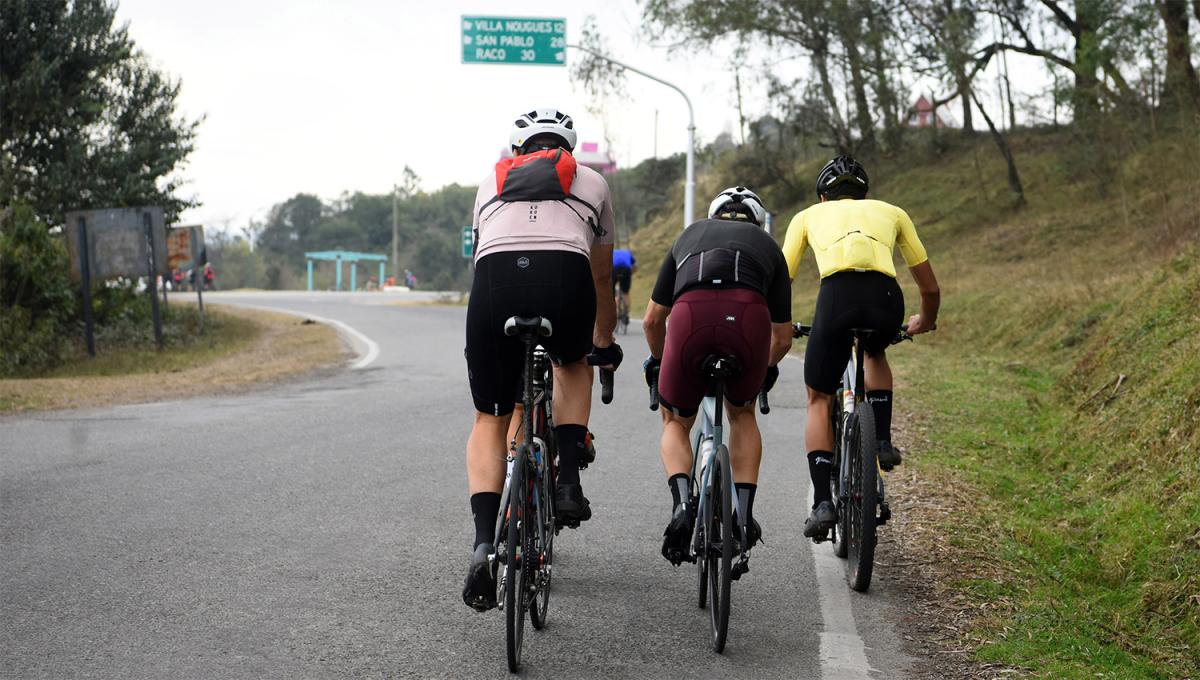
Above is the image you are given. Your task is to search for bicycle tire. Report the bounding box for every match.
[528,437,554,630]
[847,407,878,592]
[831,393,849,559]
[696,488,708,609]
[708,445,733,653]
[505,453,528,672]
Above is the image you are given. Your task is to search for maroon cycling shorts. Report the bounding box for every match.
[658,288,772,418]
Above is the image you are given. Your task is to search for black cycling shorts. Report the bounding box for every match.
[804,270,904,395]
[613,266,632,294]
[466,251,596,416]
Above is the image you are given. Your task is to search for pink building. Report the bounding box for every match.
[908,95,951,128]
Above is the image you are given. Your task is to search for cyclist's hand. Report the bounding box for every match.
[643,355,661,387]
[587,342,624,371]
[906,314,934,335]
[761,364,779,393]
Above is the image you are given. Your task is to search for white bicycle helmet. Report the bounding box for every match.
[707,186,768,227]
[509,108,577,152]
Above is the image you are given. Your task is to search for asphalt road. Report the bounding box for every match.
[2,291,920,679]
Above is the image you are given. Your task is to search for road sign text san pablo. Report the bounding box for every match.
[461,16,566,66]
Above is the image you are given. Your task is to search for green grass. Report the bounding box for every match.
[42,305,261,378]
[627,122,1200,676]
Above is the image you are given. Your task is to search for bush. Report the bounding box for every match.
[0,205,75,375]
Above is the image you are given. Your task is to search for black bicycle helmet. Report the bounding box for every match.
[815,155,869,199]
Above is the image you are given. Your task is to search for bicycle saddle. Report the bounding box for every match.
[700,354,741,379]
[504,316,553,338]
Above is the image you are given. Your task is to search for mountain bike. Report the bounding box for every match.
[793,323,913,593]
[649,356,744,653]
[494,316,560,672]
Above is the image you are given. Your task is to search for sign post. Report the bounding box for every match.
[77,217,96,358]
[144,212,164,349]
[461,16,566,66]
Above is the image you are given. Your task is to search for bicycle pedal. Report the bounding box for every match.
[731,555,750,581]
[877,502,892,526]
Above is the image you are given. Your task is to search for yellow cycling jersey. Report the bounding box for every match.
[782,198,928,279]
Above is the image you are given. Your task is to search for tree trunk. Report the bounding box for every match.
[813,46,851,151]
[1069,4,1102,123]
[1157,0,1200,111]
[955,67,975,133]
[970,90,1025,206]
[845,41,876,153]
[866,6,901,150]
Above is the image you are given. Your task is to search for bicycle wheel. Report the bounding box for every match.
[695,487,707,609]
[504,454,528,672]
[846,406,878,592]
[707,445,734,653]
[831,393,849,559]
[528,439,554,630]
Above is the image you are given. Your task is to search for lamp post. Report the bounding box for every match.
[568,44,695,231]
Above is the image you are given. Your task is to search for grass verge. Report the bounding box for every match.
[0,303,345,413]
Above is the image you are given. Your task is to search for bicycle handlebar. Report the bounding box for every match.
[648,380,659,411]
[758,389,770,415]
[793,322,935,345]
[598,368,614,405]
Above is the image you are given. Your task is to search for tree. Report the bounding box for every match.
[0,0,200,222]
[1156,0,1200,110]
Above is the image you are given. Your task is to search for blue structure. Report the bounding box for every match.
[304,250,388,291]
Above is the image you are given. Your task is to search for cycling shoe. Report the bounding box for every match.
[661,504,695,566]
[556,483,592,523]
[803,500,837,539]
[742,517,763,549]
[462,543,497,611]
[877,440,902,471]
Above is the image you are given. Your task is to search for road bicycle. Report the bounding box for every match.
[494,316,560,672]
[793,323,913,593]
[614,282,630,335]
[649,355,750,653]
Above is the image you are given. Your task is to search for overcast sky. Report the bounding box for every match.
[115,0,1050,231]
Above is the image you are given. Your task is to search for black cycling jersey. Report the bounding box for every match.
[650,218,792,323]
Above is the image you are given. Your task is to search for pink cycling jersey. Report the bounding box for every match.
[472,163,615,263]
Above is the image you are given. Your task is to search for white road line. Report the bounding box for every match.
[213,303,380,370]
[786,352,874,679]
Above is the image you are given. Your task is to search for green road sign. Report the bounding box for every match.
[461,16,566,66]
[462,226,473,259]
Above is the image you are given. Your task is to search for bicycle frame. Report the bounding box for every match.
[834,336,887,535]
[493,341,554,558]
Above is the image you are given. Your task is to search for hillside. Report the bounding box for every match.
[627,125,1200,677]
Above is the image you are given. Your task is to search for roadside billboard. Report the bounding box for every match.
[64,207,168,282]
[167,225,206,272]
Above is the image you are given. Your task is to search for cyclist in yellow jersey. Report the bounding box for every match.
[781,155,940,538]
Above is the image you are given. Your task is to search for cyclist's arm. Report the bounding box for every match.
[643,250,677,358]
[644,300,669,358]
[591,241,616,347]
[895,207,938,334]
[766,245,794,365]
[780,211,808,281]
[907,260,940,334]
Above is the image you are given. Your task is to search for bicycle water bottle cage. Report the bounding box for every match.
[505,316,553,338]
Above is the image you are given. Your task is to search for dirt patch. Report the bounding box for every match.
[0,304,347,412]
[880,415,1031,680]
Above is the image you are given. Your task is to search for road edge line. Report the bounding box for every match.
[211,302,380,370]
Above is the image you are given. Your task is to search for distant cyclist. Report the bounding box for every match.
[643,187,793,566]
[781,155,940,539]
[463,108,623,610]
[612,247,636,318]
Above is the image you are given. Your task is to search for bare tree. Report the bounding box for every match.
[1156,0,1200,111]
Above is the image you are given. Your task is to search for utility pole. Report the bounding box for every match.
[391,183,399,281]
[569,43,695,231]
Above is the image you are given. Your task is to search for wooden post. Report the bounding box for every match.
[77,217,96,358]
[145,212,164,349]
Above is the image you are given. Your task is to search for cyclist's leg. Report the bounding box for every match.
[859,273,905,465]
[542,252,597,521]
[803,277,853,535]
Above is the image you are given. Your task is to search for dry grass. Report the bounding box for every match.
[0,304,346,413]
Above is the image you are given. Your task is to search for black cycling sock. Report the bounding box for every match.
[470,492,501,549]
[555,424,587,486]
[668,473,690,510]
[735,483,757,524]
[866,390,893,442]
[807,451,834,507]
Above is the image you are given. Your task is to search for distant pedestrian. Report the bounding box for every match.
[203,263,215,291]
